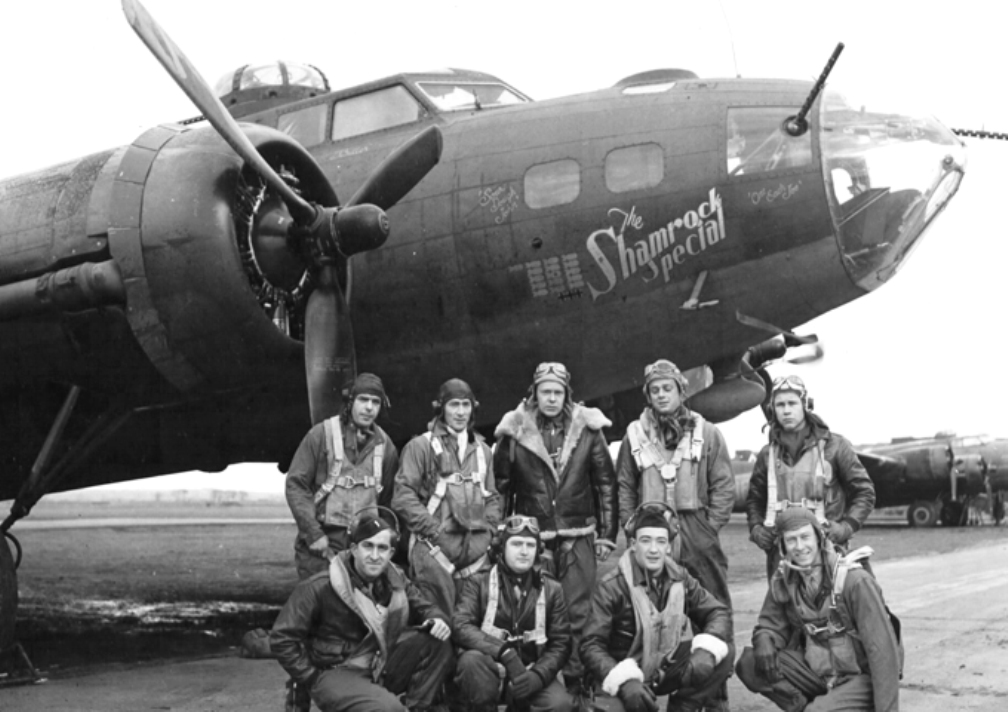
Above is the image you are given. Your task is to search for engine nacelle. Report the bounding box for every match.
[105,122,338,395]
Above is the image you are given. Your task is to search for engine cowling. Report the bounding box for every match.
[106,122,338,395]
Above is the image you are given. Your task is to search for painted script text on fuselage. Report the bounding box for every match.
[585,187,726,301]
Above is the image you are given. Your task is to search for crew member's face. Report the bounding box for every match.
[648,378,682,415]
[503,535,537,573]
[782,523,820,568]
[773,392,806,432]
[350,529,395,581]
[351,394,382,429]
[631,526,671,573]
[535,382,566,418]
[444,398,472,433]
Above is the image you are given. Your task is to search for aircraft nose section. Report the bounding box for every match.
[821,89,966,290]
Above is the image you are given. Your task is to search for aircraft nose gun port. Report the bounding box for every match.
[821,88,966,291]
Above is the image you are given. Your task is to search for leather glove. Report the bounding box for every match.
[754,637,780,682]
[510,670,544,701]
[750,524,777,551]
[617,679,658,712]
[681,649,716,688]
[826,520,853,545]
[498,647,526,681]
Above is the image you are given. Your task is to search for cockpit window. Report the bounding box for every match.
[239,63,285,90]
[726,107,812,176]
[278,104,328,147]
[417,82,527,112]
[331,85,423,141]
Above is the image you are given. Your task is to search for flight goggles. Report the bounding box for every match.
[643,359,687,390]
[771,375,808,398]
[644,359,681,379]
[533,362,570,387]
[503,515,540,535]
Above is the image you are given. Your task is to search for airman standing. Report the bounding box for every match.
[616,359,735,712]
[746,376,875,579]
[493,362,619,699]
[285,373,399,580]
[393,378,501,614]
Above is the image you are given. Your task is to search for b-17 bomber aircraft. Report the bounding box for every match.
[0,0,968,650]
[729,432,1008,527]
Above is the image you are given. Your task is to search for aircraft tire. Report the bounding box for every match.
[0,534,16,652]
[907,500,939,527]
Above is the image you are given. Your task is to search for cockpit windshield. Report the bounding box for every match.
[416,82,528,112]
[821,88,965,290]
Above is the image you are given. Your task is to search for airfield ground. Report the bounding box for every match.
[2,500,1007,710]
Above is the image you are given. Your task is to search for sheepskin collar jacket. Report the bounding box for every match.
[493,401,618,545]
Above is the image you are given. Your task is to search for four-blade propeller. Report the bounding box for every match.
[123,0,443,424]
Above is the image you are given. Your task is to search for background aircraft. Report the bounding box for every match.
[0,0,1003,654]
[729,433,1008,527]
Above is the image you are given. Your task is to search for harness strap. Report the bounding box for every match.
[423,432,489,515]
[764,441,828,527]
[482,565,547,652]
[314,419,386,505]
[315,417,347,505]
[630,417,706,508]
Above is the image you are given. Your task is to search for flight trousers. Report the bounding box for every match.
[310,632,454,712]
[450,649,576,712]
[736,646,875,711]
[544,533,595,686]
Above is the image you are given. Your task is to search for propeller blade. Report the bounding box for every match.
[304,266,355,425]
[122,0,317,225]
[346,126,444,210]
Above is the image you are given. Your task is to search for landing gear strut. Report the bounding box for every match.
[1,386,132,683]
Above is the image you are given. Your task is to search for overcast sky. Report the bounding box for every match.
[3,1,1005,491]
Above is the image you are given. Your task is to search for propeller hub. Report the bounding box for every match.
[251,194,308,291]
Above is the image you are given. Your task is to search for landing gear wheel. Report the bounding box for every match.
[907,500,939,527]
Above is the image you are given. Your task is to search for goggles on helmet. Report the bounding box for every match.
[644,359,681,379]
[503,515,540,535]
[771,375,807,399]
[533,362,570,384]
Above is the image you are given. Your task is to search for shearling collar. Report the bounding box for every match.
[495,401,611,480]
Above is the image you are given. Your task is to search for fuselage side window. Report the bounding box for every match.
[605,143,664,193]
[524,159,580,209]
[727,107,812,176]
[278,103,328,147]
[332,85,422,141]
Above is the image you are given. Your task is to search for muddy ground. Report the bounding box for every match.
[5,501,1007,677]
